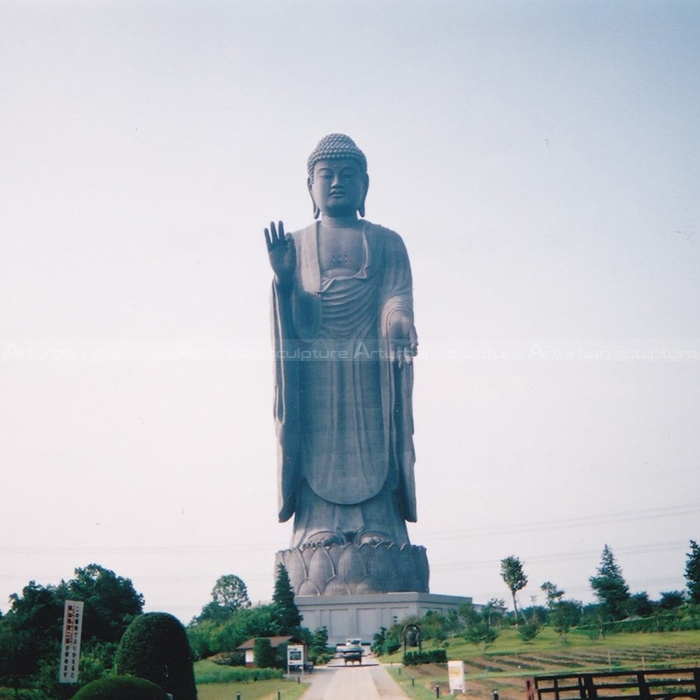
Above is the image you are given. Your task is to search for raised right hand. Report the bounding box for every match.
[264,220,296,285]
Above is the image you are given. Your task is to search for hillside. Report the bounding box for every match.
[386,628,700,700]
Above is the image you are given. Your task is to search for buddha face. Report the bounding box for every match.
[308,158,368,218]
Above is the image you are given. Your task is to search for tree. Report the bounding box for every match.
[550,600,582,641]
[187,604,282,660]
[197,574,251,623]
[0,565,145,696]
[658,590,685,610]
[540,581,581,640]
[272,564,302,632]
[0,581,63,689]
[500,556,528,625]
[309,626,331,664]
[685,540,700,604]
[212,574,250,610]
[116,612,197,700]
[444,609,462,638]
[464,621,499,650]
[458,601,481,627]
[58,563,144,643]
[482,598,507,628]
[461,605,500,650]
[628,591,653,618]
[419,610,448,645]
[541,582,564,610]
[589,545,630,621]
[518,620,542,643]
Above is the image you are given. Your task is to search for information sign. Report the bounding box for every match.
[287,644,304,668]
[448,659,465,694]
[59,600,84,684]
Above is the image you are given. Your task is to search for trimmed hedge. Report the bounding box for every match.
[606,614,700,634]
[403,649,448,666]
[116,612,197,700]
[211,651,246,667]
[385,640,402,655]
[194,660,283,684]
[73,676,169,700]
[253,637,276,669]
[576,612,700,636]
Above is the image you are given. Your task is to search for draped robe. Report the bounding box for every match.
[272,221,417,546]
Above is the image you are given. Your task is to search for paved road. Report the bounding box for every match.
[300,658,408,700]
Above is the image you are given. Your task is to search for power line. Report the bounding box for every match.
[0,542,285,555]
[430,539,690,572]
[419,503,700,541]
[2,505,695,555]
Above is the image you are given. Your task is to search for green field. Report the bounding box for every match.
[194,660,309,700]
[383,628,700,700]
[196,678,308,700]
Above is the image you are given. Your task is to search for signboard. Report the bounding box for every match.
[59,600,84,684]
[287,644,306,676]
[448,659,465,694]
[287,644,304,668]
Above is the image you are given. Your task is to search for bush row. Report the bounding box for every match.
[403,649,448,665]
[195,661,284,685]
[603,614,700,634]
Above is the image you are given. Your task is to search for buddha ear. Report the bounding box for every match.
[358,174,369,218]
[308,177,320,220]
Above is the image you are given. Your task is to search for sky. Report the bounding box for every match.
[1,0,699,624]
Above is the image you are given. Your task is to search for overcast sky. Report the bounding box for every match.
[2,0,699,624]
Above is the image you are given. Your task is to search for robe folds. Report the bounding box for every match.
[272,221,417,541]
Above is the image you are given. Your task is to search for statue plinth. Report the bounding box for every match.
[276,542,429,596]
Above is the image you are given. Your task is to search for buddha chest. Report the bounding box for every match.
[318,226,364,278]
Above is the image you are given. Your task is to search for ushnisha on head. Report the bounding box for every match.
[307,134,369,220]
[307,133,368,179]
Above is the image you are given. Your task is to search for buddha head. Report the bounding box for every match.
[307,134,369,220]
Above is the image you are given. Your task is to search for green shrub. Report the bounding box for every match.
[116,612,197,700]
[211,650,245,666]
[73,675,168,700]
[309,626,332,664]
[274,640,289,669]
[385,639,402,655]
[464,621,500,650]
[372,626,403,656]
[194,660,283,684]
[253,637,275,668]
[403,649,447,665]
[518,621,542,642]
[311,650,334,665]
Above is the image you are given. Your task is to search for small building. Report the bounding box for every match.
[236,636,305,668]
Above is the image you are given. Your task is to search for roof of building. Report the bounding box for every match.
[236,635,303,650]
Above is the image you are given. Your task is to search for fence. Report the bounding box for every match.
[526,667,700,700]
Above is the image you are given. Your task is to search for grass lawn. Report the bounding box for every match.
[194,660,309,700]
[383,627,700,662]
[386,664,446,699]
[382,628,700,700]
[197,676,308,700]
